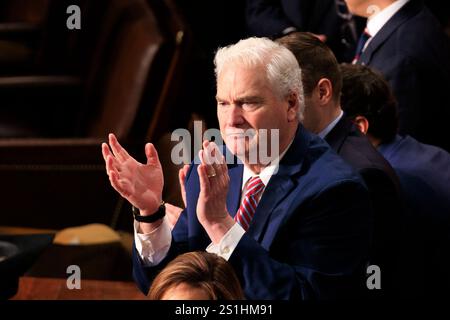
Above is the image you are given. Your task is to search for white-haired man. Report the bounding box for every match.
[102,37,373,299]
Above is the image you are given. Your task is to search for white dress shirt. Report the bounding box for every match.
[318,110,344,139]
[364,0,410,50]
[134,137,294,265]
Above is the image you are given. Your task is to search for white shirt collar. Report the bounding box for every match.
[366,0,410,38]
[241,136,294,190]
[318,110,344,139]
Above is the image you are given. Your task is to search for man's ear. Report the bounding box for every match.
[287,92,299,122]
[353,115,369,134]
[317,78,333,105]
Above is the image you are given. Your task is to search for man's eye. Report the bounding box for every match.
[242,102,259,110]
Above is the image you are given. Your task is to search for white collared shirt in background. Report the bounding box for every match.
[318,110,344,139]
[364,0,410,50]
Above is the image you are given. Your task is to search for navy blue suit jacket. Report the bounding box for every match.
[357,0,450,152]
[325,117,404,298]
[132,125,373,300]
[245,0,364,62]
[378,135,450,297]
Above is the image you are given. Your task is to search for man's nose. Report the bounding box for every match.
[227,105,245,126]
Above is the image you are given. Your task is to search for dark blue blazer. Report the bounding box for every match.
[357,0,450,152]
[379,135,450,211]
[245,0,364,62]
[325,117,404,298]
[378,135,450,297]
[132,125,373,300]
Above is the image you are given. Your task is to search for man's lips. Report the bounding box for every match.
[226,132,245,137]
[225,129,256,138]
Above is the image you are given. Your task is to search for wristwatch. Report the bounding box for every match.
[132,201,166,223]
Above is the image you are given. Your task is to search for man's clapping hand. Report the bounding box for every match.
[102,133,163,217]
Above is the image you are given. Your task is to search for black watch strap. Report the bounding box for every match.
[133,202,165,223]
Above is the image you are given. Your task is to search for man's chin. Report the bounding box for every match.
[223,140,243,158]
[226,143,244,157]
[226,142,262,164]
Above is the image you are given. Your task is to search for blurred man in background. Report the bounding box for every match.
[340,62,450,298]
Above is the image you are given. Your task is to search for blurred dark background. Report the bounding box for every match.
[0,0,248,284]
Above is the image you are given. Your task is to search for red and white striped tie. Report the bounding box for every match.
[234,176,265,231]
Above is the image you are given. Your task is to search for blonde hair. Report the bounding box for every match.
[148,251,245,300]
[214,37,305,121]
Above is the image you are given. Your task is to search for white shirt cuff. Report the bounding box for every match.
[134,217,172,266]
[206,223,245,261]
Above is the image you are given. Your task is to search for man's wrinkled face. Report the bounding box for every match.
[216,63,292,161]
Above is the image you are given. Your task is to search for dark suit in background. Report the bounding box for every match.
[325,117,404,298]
[133,126,373,300]
[378,134,450,298]
[357,0,450,152]
[246,0,365,62]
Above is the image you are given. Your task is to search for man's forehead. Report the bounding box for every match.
[217,64,268,88]
[216,79,269,100]
[219,62,266,78]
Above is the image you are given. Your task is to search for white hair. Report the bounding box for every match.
[214,37,305,121]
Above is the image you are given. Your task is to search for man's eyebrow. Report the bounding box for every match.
[236,95,263,102]
[215,95,264,103]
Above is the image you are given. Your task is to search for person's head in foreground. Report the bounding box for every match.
[148,251,245,300]
[339,63,398,147]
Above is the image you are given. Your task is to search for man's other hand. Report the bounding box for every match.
[102,133,164,217]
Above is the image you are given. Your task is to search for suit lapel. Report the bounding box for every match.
[359,0,422,65]
[247,173,296,245]
[246,125,310,243]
